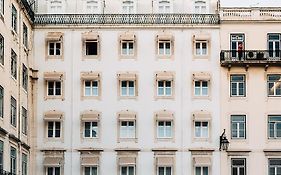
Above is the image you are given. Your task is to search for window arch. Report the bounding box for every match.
[194,0,207,14]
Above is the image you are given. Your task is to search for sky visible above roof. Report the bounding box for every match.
[220,0,281,7]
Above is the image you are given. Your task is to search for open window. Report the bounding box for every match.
[82,32,100,59]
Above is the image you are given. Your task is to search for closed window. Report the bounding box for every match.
[84,80,99,96]
[22,153,28,175]
[268,33,280,58]
[10,96,17,127]
[0,34,3,65]
[121,166,135,175]
[121,41,134,56]
[121,81,135,96]
[0,140,3,170]
[11,49,17,79]
[158,0,170,13]
[49,0,63,13]
[85,166,98,175]
[85,41,98,56]
[157,80,172,96]
[231,158,246,175]
[23,23,28,48]
[0,85,3,118]
[158,41,171,56]
[194,121,209,138]
[47,121,61,138]
[268,115,281,139]
[194,81,208,96]
[48,42,61,56]
[268,75,281,96]
[157,121,172,138]
[11,5,17,32]
[195,41,207,56]
[86,0,99,13]
[269,159,281,175]
[47,167,60,175]
[22,64,28,91]
[22,107,27,135]
[47,81,62,96]
[195,166,208,175]
[0,0,3,15]
[230,75,245,97]
[122,0,134,14]
[231,115,246,139]
[10,146,17,174]
[84,121,98,138]
[194,1,207,14]
[120,121,136,139]
[158,166,172,175]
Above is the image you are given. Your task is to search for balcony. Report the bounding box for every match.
[34,13,220,25]
[220,50,281,68]
[0,169,15,175]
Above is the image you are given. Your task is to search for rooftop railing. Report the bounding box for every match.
[34,13,220,25]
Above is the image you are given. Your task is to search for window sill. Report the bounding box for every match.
[11,76,17,83]
[155,96,174,100]
[193,55,209,60]
[192,95,211,100]
[45,96,65,101]
[82,55,100,60]
[229,96,247,101]
[118,138,138,143]
[157,55,173,60]
[119,96,138,100]
[11,29,18,37]
[119,55,136,60]
[0,63,4,70]
[81,96,101,101]
[193,137,210,142]
[0,13,4,23]
[82,137,99,140]
[46,55,63,60]
[156,137,173,141]
[45,138,63,142]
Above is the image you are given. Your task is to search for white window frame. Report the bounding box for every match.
[11,4,17,33]
[0,0,4,16]
[158,166,172,175]
[268,33,280,58]
[194,81,208,96]
[231,158,246,175]
[84,80,99,97]
[10,96,17,127]
[11,49,17,80]
[122,0,135,14]
[195,166,209,175]
[269,159,281,175]
[194,0,207,14]
[267,75,281,97]
[195,41,207,56]
[10,146,17,174]
[47,121,61,138]
[0,140,3,170]
[47,81,62,96]
[120,120,136,139]
[230,75,246,97]
[84,121,99,138]
[85,40,98,56]
[0,85,3,118]
[0,34,4,65]
[22,107,28,135]
[121,80,135,96]
[49,0,63,13]
[121,41,134,56]
[46,167,61,175]
[84,166,98,175]
[120,165,135,175]
[157,80,172,96]
[268,115,281,139]
[231,115,246,139]
[48,42,62,56]
[194,121,209,138]
[157,120,173,138]
[22,153,28,175]
[158,40,171,56]
[158,0,171,13]
[86,0,99,14]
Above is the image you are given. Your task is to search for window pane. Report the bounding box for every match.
[159,167,164,175]
[166,167,172,175]
[203,167,208,175]
[129,166,134,175]
[55,167,60,175]
[238,82,245,95]
[195,167,201,175]
[165,87,171,95]
[55,82,61,95]
[202,87,208,96]
[121,167,127,175]
[85,167,90,175]
[86,42,98,55]
[47,167,53,175]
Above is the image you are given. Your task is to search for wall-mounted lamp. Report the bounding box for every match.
[219,129,229,151]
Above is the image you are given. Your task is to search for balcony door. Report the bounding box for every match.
[230,34,244,58]
[268,33,280,58]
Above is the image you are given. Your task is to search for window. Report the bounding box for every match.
[10,146,17,174]
[157,81,172,96]
[121,81,135,96]
[122,0,134,14]
[11,5,17,32]
[268,33,280,58]
[47,81,62,96]
[231,158,246,175]
[86,0,99,13]
[0,34,3,65]
[49,0,63,13]
[0,0,3,15]
[158,166,172,175]
[0,85,3,118]
[22,64,28,91]
[22,107,27,135]
[85,41,98,56]
[268,115,281,139]
[194,81,208,96]
[269,159,281,175]
[121,41,134,56]
[230,75,245,97]
[230,34,245,59]
[268,75,281,96]
[195,167,208,175]
[22,153,28,175]
[48,42,61,56]
[84,121,98,138]
[231,115,246,139]
[23,23,28,48]
[120,121,136,139]
[0,140,3,170]
[47,167,60,175]
[84,80,99,96]
[195,41,207,56]
[11,49,17,79]
[121,166,135,175]
[47,121,61,138]
[194,1,207,14]
[157,121,172,138]
[10,96,17,127]
[85,166,98,175]
[194,121,209,138]
[158,0,170,13]
[158,40,171,56]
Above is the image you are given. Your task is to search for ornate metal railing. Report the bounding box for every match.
[220,50,281,66]
[0,169,16,175]
[34,13,220,25]
[21,0,35,21]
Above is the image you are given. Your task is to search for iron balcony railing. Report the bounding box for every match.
[21,0,35,21]
[34,13,220,25]
[0,169,16,175]
[220,50,281,62]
